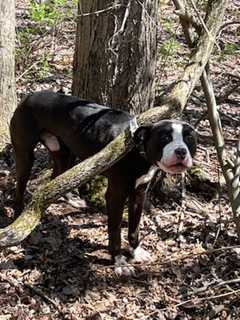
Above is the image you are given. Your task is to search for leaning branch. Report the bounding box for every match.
[0,0,227,247]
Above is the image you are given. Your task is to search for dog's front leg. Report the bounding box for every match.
[105,178,134,276]
[128,183,152,263]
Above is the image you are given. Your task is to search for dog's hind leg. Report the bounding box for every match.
[50,148,86,208]
[13,149,35,213]
[40,131,75,179]
[49,148,75,179]
[42,133,86,208]
[10,109,39,214]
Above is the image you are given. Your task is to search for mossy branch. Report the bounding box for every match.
[0,0,227,247]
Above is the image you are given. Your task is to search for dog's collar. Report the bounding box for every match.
[129,117,139,136]
[129,117,147,160]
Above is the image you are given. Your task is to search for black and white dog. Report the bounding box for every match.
[10,91,197,275]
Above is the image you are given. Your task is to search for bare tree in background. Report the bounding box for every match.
[72,0,158,114]
[0,0,16,149]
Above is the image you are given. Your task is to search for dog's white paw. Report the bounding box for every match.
[131,246,152,263]
[114,255,135,276]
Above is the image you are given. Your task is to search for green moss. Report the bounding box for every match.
[122,207,128,222]
[79,175,108,212]
[187,164,210,181]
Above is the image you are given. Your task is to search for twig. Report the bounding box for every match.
[172,0,194,45]
[232,140,240,199]
[78,4,123,17]
[158,245,240,265]
[118,0,131,34]
[108,0,131,56]
[0,274,63,314]
[187,0,221,50]
[214,278,240,288]
[218,20,240,38]
[24,283,61,311]
[136,0,159,27]
[218,83,240,102]
[174,9,201,35]
[220,21,240,31]
[226,72,240,81]
[191,91,240,108]
[212,168,222,248]
[160,288,240,311]
[92,244,240,270]
[176,174,186,244]
[198,133,238,144]
[16,61,40,82]
[219,110,240,126]
[176,210,185,244]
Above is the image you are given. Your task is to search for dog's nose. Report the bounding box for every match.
[175,147,187,160]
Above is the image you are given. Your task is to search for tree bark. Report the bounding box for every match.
[72,0,158,114]
[0,0,16,149]
[0,0,227,247]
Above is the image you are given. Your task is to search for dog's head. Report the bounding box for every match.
[134,120,197,174]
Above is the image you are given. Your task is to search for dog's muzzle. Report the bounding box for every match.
[156,146,193,174]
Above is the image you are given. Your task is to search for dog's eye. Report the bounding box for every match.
[184,133,194,143]
[162,134,171,143]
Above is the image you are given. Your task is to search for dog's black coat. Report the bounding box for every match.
[10,91,197,271]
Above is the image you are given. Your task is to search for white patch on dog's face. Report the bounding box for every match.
[157,123,193,174]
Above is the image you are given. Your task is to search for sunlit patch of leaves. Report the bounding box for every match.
[222,42,240,55]
[30,0,77,26]
[16,27,36,71]
[159,38,181,57]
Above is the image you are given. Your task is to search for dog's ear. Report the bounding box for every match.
[133,126,151,146]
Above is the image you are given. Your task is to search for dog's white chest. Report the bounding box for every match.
[135,165,158,189]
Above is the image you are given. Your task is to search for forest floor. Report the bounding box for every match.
[0,0,240,319]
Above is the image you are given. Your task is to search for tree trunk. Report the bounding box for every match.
[72,0,158,114]
[0,0,16,149]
